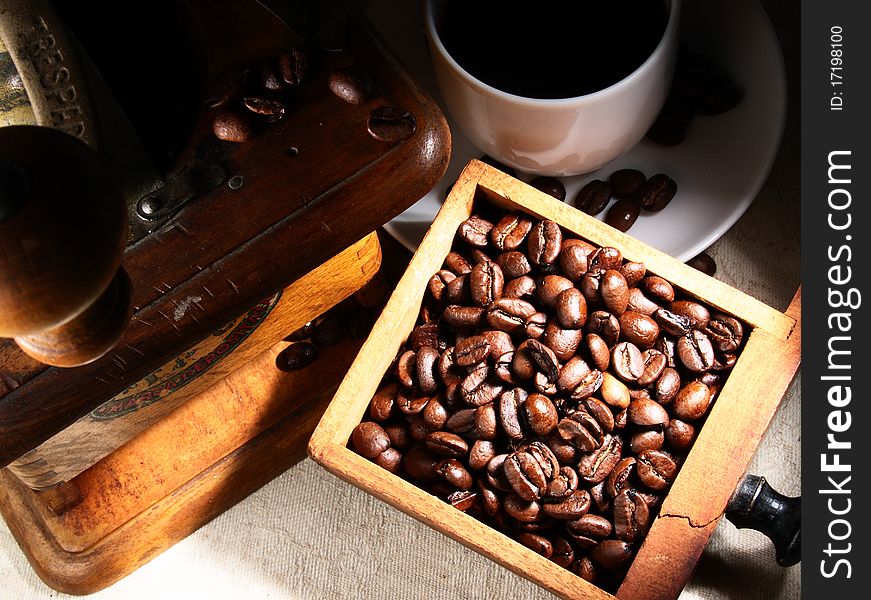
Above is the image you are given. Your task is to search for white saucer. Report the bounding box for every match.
[368,0,786,261]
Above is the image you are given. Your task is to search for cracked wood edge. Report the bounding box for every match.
[617,289,801,600]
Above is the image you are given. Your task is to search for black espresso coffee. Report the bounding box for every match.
[438,0,669,99]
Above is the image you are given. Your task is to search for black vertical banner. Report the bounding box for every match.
[802,1,871,596]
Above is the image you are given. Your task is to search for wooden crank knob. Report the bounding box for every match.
[0,125,130,367]
[725,474,801,567]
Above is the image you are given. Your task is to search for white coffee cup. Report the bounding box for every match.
[424,0,681,176]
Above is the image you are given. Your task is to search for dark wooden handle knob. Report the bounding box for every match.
[725,474,801,567]
[0,125,130,366]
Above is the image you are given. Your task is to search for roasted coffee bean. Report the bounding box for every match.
[610,168,646,198]
[665,419,696,452]
[470,248,495,264]
[524,394,559,436]
[276,341,318,371]
[605,456,636,498]
[686,251,717,276]
[278,48,308,85]
[582,397,616,432]
[592,540,634,570]
[542,321,582,363]
[470,261,504,307]
[619,311,660,348]
[629,429,665,454]
[520,339,560,382]
[437,458,473,490]
[585,333,610,371]
[499,388,528,442]
[494,351,517,385]
[481,330,515,360]
[559,244,589,282]
[704,313,744,352]
[443,305,485,329]
[447,490,478,512]
[619,261,647,287]
[600,372,630,409]
[588,482,609,513]
[528,219,562,266]
[613,488,650,542]
[547,466,580,499]
[568,369,604,402]
[529,176,567,201]
[612,341,645,383]
[636,449,678,490]
[543,489,591,520]
[517,532,554,558]
[573,556,601,583]
[669,300,711,328]
[426,431,469,457]
[313,312,348,346]
[213,109,253,142]
[497,251,532,279]
[557,413,603,452]
[417,346,440,393]
[554,287,587,329]
[492,213,533,250]
[552,536,576,568]
[673,380,712,420]
[396,349,417,388]
[469,440,497,470]
[677,330,716,372]
[557,356,591,394]
[566,513,612,548]
[655,367,681,404]
[446,408,477,436]
[373,447,402,474]
[396,389,429,415]
[423,395,449,430]
[654,308,692,337]
[524,311,548,339]
[328,69,372,104]
[474,403,498,439]
[655,335,678,368]
[260,63,283,92]
[487,298,536,333]
[589,246,623,271]
[369,383,397,421]
[427,270,455,303]
[445,251,473,275]
[637,349,668,387]
[461,363,502,406]
[504,275,536,299]
[605,199,640,232]
[351,422,390,459]
[639,174,677,212]
[538,275,574,309]
[403,446,439,482]
[579,267,605,306]
[628,397,669,427]
[367,106,416,142]
[284,321,315,342]
[587,311,620,347]
[384,423,411,450]
[444,274,470,304]
[642,276,675,303]
[574,179,611,216]
[627,287,661,316]
[578,433,623,483]
[600,270,629,315]
[242,97,286,121]
[503,494,542,522]
[614,407,629,430]
[455,335,490,367]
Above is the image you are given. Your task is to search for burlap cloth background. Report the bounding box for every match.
[0,0,799,597]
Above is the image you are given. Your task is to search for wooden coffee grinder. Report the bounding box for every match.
[0,0,450,592]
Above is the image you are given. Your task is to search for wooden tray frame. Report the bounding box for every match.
[308,160,801,600]
[0,233,382,594]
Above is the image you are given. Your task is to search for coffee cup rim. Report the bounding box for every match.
[424,0,681,106]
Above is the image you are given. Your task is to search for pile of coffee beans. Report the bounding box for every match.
[350,204,746,590]
[210,47,309,143]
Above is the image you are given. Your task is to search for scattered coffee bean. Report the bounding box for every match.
[276,342,319,371]
[529,176,567,201]
[574,180,612,216]
[605,199,640,232]
[328,69,372,105]
[278,48,309,86]
[213,109,254,142]
[639,174,677,212]
[609,169,646,198]
[685,251,717,276]
[242,97,286,121]
[367,106,417,142]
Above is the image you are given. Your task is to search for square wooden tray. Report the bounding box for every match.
[308,160,801,600]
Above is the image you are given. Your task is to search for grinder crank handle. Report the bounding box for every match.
[725,474,801,567]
